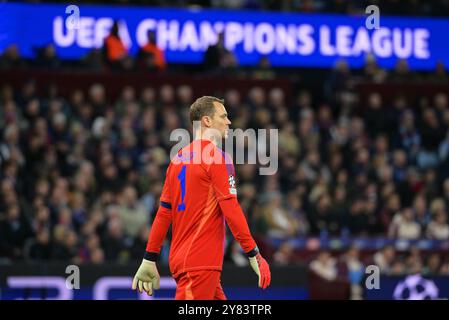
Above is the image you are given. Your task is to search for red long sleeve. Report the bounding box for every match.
[219,197,257,253]
[146,205,172,253]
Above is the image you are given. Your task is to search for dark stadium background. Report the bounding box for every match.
[1,0,449,300]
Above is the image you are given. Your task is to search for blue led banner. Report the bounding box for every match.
[0,265,307,300]
[1,2,449,69]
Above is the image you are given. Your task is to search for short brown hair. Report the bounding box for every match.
[189,96,224,123]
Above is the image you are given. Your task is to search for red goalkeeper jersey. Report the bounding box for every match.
[146,139,256,278]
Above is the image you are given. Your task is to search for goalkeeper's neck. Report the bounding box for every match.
[193,127,222,146]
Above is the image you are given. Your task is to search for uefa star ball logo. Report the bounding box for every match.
[228,175,237,195]
[228,175,236,188]
[393,274,439,300]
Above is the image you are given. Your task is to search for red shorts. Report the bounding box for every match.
[174,270,227,300]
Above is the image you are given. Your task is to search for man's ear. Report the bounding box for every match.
[202,115,212,127]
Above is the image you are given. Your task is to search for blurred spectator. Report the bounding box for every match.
[51,227,80,263]
[203,32,238,73]
[330,185,348,218]
[423,252,442,275]
[362,54,387,83]
[390,259,406,275]
[82,48,105,71]
[426,210,449,240]
[101,217,129,262]
[443,178,449,210]
[433,93,448,118]
[325,59,351,101]
[210,0,251,9]
[440,259,449,275]
[90,246,105,264]
[428,61,449,83]
[260,191,301,238]
[373,245,396,274]
[0,204,34,260]
[138,31,166,71]
[27,228,52,261]
[343,197,372,236]
[404,246,423,274]
[252,56,275,80]
[339,246,364,300]
[34,44,61,69]
[308,193,340,236]
[364,93,388,138]
[418,108,446,169]
[273,241,296,265]
[1,124,25,168]
[388,207,421,239]
[309,251,337,281]
[395,109,421,163]
[129,225,150,260]
[325,0,352,13]
[88,83,108,118]
[0,44,26,69]
[103,21,129,70]
[285,192,309,235]
[389,59,413,82]
[412,194,431,231]
[392,149,408,183]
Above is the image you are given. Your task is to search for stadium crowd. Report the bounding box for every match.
[1,53,449,276]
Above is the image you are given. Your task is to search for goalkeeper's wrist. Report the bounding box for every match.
[246,246,259,258]
[143,251,159,262]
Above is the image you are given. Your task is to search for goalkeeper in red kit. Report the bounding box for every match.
[132,96,271,300]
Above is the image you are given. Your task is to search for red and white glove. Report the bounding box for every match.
[248,248,271,289]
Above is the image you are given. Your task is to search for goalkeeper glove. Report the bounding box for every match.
[132,258,160,296]
[247,247,271,289]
